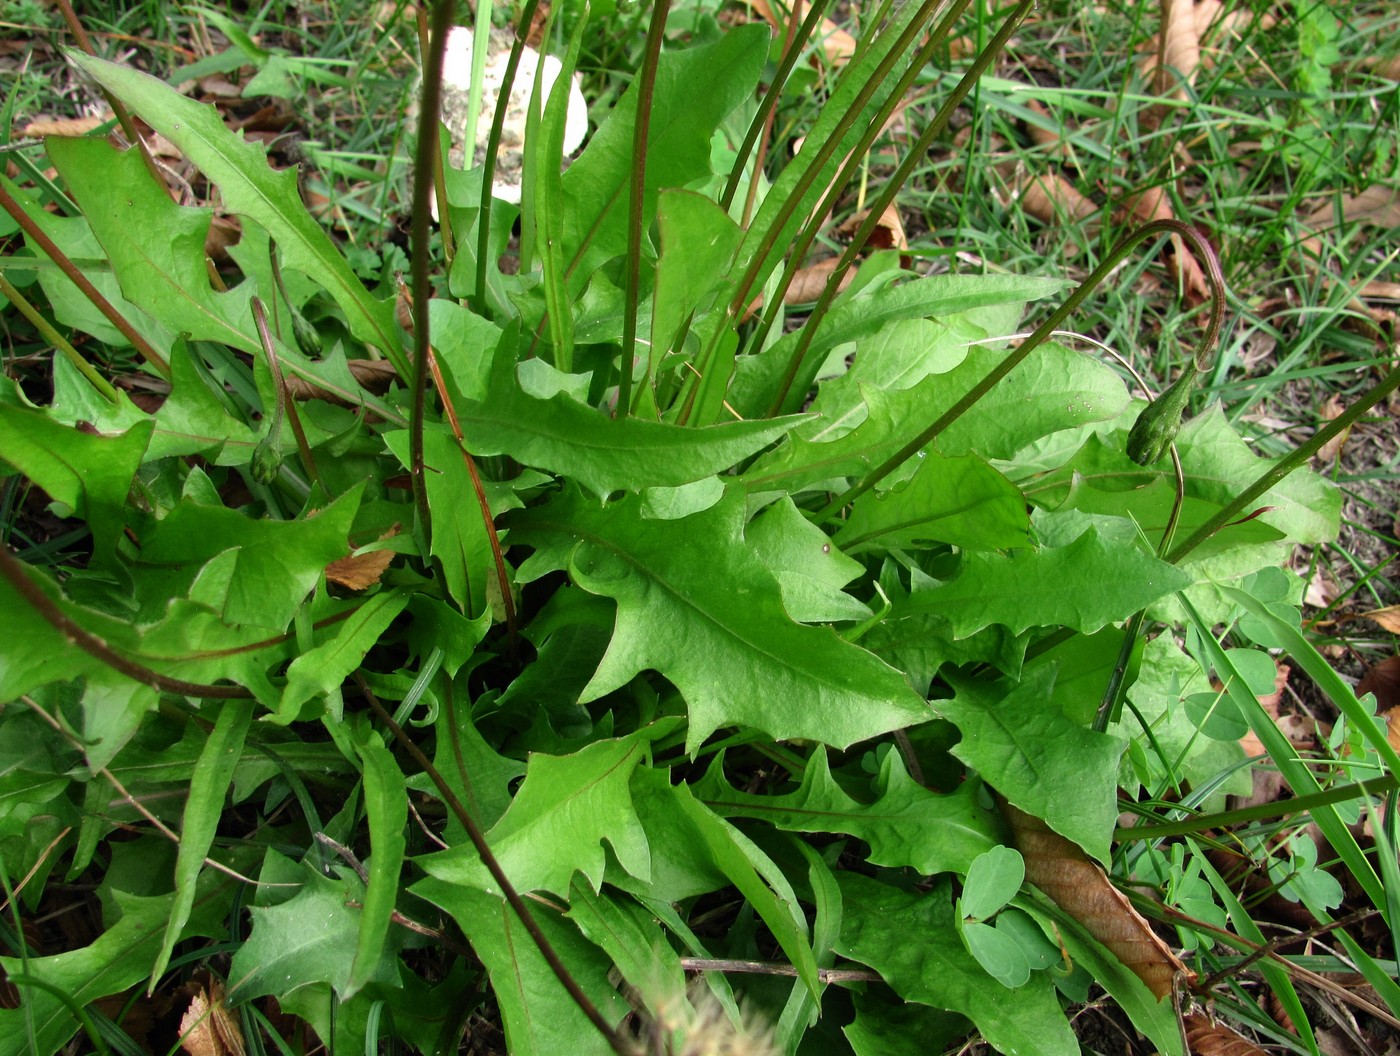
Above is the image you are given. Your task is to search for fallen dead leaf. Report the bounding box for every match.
[1015,170,1098,226]
[326,526,401,591]
[1121,184,1211,303]
[1303,564,1341,609]
[24,116,109,138]
[178,980,244,1056]
[1358,656,1400,714]
[1357,606,1400,634]
[834,202,908,254]
[283,359,399,403]
[1000,798,1190,1000]
[784,256,854,304]
[744,0,856,66]
[1142,0,1199,101]
[1182,1010,1268,1055]
[1313,393,1350,465]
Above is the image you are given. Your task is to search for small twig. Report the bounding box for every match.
[1196,906,1378,993]
[678,958,879,984]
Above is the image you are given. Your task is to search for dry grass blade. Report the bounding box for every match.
[1000,799,1190,1000]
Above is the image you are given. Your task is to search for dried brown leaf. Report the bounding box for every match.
[1358,606,1400,634]
[1016,171,1098,225]
[25,117,109,138]
[178,981,244,1056]
[1023,99,1071,158]
[1358,656,1400,714]
[743,0,855,66]
[1142,0,1200,100]
[1182,1010,1268,1055]
[834,203,908,253]
[1123,185,1210,303]
[325,527,400,591]
[1313,393,1350,465]
[283,359,399,403]
[1000,799,1189,999]
[783,257,854,304]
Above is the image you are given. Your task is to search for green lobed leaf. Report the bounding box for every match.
[937,668,1125,863]
[618,767,821,998]
[419,723,672,897]
[410,879,625,1056]
[45,136,261,355]
[279,591,409,721]
[650,190,746,393]
[0,173,174,354]
[135,483,362,629]
[508,487,931,751]
[0,404,152,563]
[566,879,688,1013]
[68,51,405,374]
[896,527,1193,638]
[835,449,1030,553]
[455,346,805,498]
[744,341,1127,497]
[748,496,872,623]
[152,698,255,989]
[696,748,1002,876]
[227,862,399,1004]
[0,880,237,1056]
[731,274,1067,418]
[835,873,1077,1056]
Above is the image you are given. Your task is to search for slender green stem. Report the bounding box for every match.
[1117,772,1400,841]
[765,0,1035,416]
[250,298,320,488]
[619,0,671,418]
[718,0,835,211]
[474,0,544,312]
[410,1,455,553]
[815,219,1226,521]
[0,272,119,404]
[0,182,170,378]
[723,0,946,322]
[1165,358,1400,564]
[752,0,977,406]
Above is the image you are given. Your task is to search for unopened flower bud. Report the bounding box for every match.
[1127,360,1200,465]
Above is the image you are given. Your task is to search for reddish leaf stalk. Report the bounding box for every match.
[0,182,171,378]
[618,0,672,419]
[409,0,456,554]
[426,349,518,644]
[54,0,169,197]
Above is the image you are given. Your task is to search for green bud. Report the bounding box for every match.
[250,434,283,484]
[1126,360,1200,466]
[291,309,322,358]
